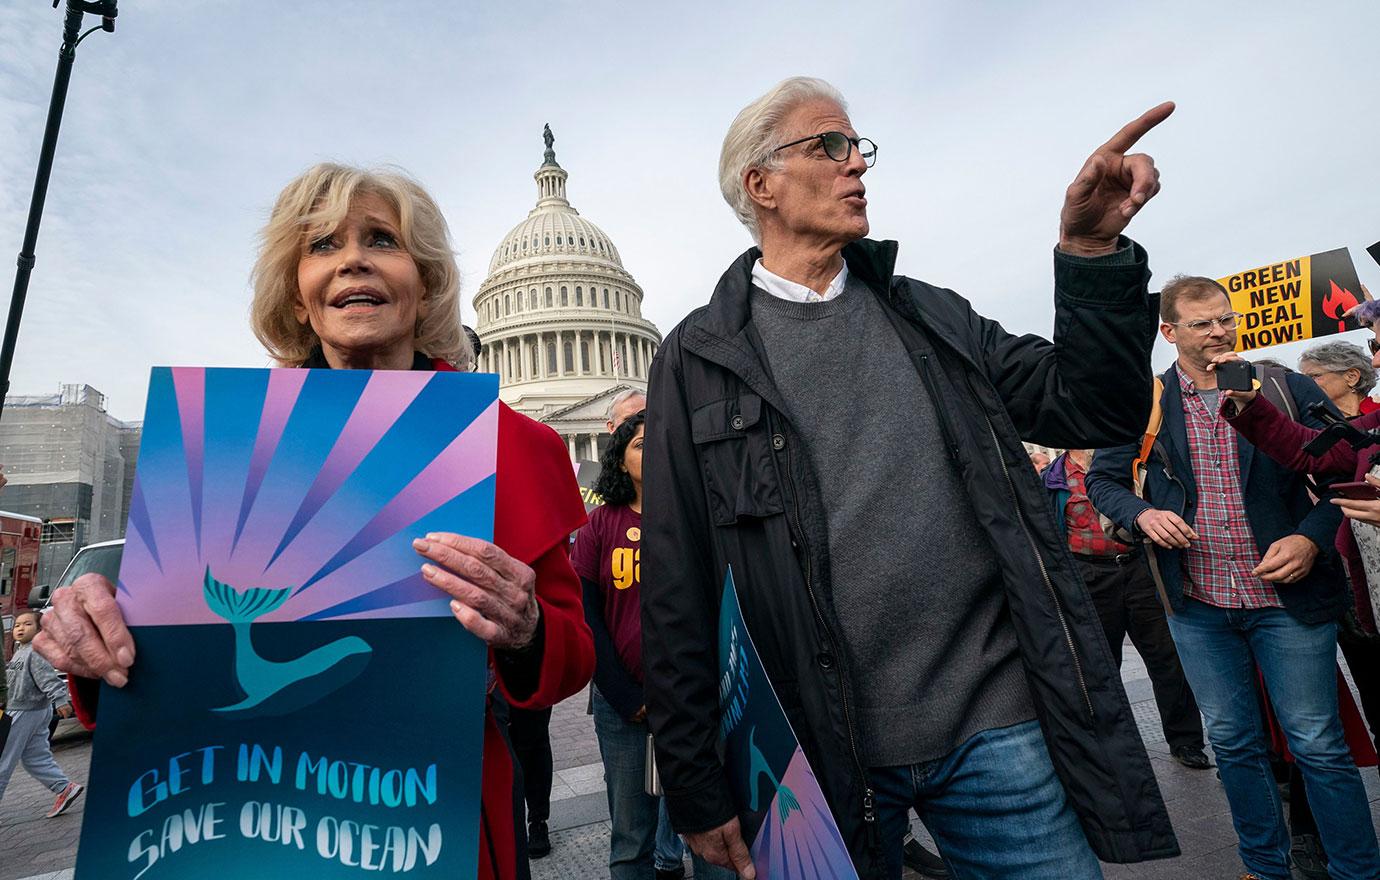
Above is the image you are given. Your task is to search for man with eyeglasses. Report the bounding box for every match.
[642,76,1180,879]
[1088,275,1379,880]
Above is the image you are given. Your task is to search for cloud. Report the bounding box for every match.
[0,0,1375,420]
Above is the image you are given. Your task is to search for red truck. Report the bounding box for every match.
[0,510,43,663]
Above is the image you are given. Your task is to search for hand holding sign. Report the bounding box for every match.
[685,818,756,879]
[413,533,541,651]
[35,573,136,688]
[1059,102,1174,257]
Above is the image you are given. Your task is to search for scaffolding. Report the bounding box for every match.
[0,383,140,581]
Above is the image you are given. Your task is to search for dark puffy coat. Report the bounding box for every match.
[642,237,1179,879]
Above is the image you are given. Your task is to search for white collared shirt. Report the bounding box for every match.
[751,259,848,303]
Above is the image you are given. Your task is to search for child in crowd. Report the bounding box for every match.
[1,609,83,817]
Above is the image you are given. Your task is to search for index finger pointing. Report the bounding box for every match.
[1100,101,1176,154]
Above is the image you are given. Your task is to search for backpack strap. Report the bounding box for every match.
[1256,363,1299,421]
[1121,376,1178,615]
[1131,376,1166,498]
[1254,362,1329,498]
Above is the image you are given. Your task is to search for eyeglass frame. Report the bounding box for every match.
[1368,337,1380,356]
[771,131,878,167]
[1299,367,1343,381]
[1165,311,1244,335]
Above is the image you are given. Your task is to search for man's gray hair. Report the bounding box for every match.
[1299,340,1378,396]
[719,76,847,243]
[607,388,647,421]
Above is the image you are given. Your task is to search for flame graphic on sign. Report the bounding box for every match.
[1323,280,1361,332]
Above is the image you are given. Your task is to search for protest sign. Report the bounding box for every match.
[1368,240,1380,269]
[718,569,858,879]
[575,459,604,513]
[75,367,497,880]
[1220,248,1367,352]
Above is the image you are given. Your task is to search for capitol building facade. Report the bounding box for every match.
[473,129,661,461]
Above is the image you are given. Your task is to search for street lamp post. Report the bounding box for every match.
[0,0,119,422]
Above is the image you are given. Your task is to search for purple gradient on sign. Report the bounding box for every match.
[268,372,426,566]
[299,400,499,590]
[232,370,307,549]
[120,388,198,603]
[750,750,858,879]
[124,480,161,573]
[334,596,452,621]
[172,369,206,550]
[116,368,498,627]
[298,572,440,621]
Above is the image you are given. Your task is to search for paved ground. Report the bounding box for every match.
[3,644,1378,880]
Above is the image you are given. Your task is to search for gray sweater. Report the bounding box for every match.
[5,643,70,712]
[751,276,1034,767]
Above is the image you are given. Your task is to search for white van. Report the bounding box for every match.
[29,538,125,610]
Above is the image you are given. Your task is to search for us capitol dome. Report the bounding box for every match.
[473,125,661,460]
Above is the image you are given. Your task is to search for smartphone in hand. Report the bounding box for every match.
[1331,481,1380,501]
[1215,360,1255,392]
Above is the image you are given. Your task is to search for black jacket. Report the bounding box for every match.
[642,237,1179,877]
[1086,366,1348,624]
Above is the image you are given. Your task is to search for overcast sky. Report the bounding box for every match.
[1,0,1377,421]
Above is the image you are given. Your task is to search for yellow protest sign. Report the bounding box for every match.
[1221,248,1366,352]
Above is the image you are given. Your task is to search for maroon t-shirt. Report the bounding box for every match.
[572,504,643,682]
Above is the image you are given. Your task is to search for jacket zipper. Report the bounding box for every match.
[919,356,961,461]
[777,414,879,847]
[960,373,1096,722]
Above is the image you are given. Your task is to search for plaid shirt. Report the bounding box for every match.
[1176,365,1281,609]
[1065,456,1132,556]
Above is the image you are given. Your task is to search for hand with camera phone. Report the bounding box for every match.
[1331,473,1380,527]
[1208,353,1257,406]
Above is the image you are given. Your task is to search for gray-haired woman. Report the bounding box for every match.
[1298,339,1380,417]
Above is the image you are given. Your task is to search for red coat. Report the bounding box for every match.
[71,363,593,880]
[1224,395,1379,768]
[1225,394,1380,631]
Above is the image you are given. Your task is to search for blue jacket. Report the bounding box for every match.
[1085,365,1348,624]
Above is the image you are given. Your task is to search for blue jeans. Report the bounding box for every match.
[591,690,734,879]
[1167,599,1380,880]
[654,799,682,872]
[870,720,1102,880]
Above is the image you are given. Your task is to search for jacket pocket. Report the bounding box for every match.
[690,393,785,526]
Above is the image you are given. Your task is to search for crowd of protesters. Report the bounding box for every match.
[14,72,1380,880]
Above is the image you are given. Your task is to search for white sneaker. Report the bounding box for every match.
[46,782,84,818]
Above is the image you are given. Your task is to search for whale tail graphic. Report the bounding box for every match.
[204,569,290,623]
[748,726,801,827]
[202,568,371,719]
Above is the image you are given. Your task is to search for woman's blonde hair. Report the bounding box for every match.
[250,163,469,366]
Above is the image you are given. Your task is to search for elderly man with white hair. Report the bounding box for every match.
[607,388,648,433]
[641,77,1179,880]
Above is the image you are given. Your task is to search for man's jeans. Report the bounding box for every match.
[1167,599,1380,880]
[654,799,681,872]
[591,690,734,879]
[870,720,1102,880]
